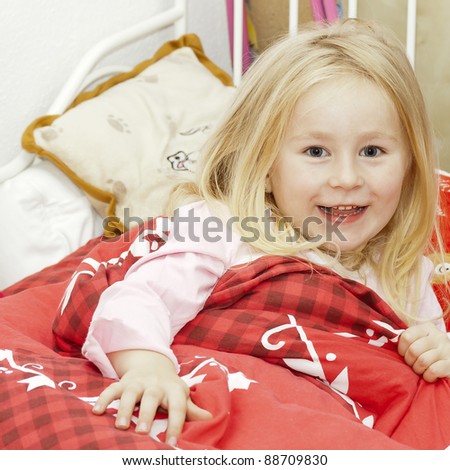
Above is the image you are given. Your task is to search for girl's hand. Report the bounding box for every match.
[398,322,450,382]
[92,350,212,446]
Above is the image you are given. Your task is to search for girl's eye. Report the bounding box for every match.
[305,147,327,158]
[361,146,383,158]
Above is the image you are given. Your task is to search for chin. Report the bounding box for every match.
[307,230,370,253]
[321,240,368,253]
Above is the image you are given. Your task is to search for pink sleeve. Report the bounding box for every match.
[82,201,246,378]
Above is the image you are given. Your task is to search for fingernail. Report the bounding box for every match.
[116,417,128,428]
[136,422,149,433]
[167,436,178,447]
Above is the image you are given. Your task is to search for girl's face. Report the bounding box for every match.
[268,76,410,252]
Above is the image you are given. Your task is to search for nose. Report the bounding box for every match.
[327,156,364,189]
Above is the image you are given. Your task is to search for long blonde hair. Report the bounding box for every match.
[167,19,445,323]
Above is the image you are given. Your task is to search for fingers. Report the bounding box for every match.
[92,377,213,446]
[121,384,173,434]
[400,335,434,368]
[164,392,213,446]
[408,347,438,375]
[92,382,122,416]
[115,386,142,430]
[134,388,160,434]
[397,323,432,357]
[165,389,188,447]
[93,382,142,430]
[186,398,213,421]
[398,322,450,381]
[422,359,450,383]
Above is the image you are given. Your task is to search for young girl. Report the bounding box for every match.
[83,19,450,446]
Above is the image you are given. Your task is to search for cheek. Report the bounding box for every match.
[270,158,316,197]
[371,159,408,200]
[271,170,309,207]
[384,173,407,204]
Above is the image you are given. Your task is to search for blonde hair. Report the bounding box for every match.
[167,19,445,323]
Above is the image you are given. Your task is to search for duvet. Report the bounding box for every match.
[1,218,449,450]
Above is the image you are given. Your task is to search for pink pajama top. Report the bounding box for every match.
[82,201,445,379]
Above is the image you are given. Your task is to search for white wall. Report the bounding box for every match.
[0,0,231,169]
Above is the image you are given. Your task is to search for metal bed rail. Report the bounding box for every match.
[232,0,417,85]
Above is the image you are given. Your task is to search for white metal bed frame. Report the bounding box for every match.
[47,0,420,113]
[2,0,418,182]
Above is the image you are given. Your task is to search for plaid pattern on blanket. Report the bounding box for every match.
[176,255,450,446]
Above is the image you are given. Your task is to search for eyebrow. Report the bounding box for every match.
[357,131,401,142]
[290,131,401,143]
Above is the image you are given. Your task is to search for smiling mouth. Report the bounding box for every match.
[318,205,367,217]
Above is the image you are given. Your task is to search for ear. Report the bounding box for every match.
[265,175,273,193]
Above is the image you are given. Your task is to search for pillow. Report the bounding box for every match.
[22,34,235,236]
[0,160,103,289]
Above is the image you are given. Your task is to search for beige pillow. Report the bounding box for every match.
[22,34,235,236]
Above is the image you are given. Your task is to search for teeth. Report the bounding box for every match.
[319,205,365,216]
[334,205,357,210]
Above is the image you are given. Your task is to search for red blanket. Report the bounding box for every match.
[1,221,449,450]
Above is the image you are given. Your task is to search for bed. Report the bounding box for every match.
[1,0,450,451]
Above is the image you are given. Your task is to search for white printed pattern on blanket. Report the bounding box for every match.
[79,356,257,445]
[58,217,169,316]
[1,348,256,446]
[261,314,405,428]
[0,349,76,391]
